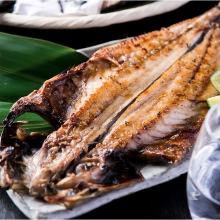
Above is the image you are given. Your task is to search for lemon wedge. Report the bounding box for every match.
[207,95,220,107]
[211,70,220,92]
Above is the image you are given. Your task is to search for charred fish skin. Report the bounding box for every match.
[0,5,220,204]
[22,15,215,194]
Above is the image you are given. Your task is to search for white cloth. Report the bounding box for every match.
[62,0,103,15]
[13,0,105,16]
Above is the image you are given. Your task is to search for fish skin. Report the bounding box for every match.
[0,5,220,202]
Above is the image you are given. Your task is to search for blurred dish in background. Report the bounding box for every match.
[12,0,122,16]
[0,0,189,29]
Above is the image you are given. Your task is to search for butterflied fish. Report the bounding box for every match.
[0,5,220,207]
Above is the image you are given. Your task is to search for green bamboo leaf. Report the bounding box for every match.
[0,32,87,101]
[0,73,41,102]
[0,101,52,133]
[0,102,12,120]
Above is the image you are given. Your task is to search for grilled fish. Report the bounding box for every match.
[0,5,220,206]
[43,26,220,206]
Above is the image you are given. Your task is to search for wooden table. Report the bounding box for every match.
[0,1,216,218]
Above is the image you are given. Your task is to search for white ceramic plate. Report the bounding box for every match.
[6,40,191,219]
[0,0,189,29]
